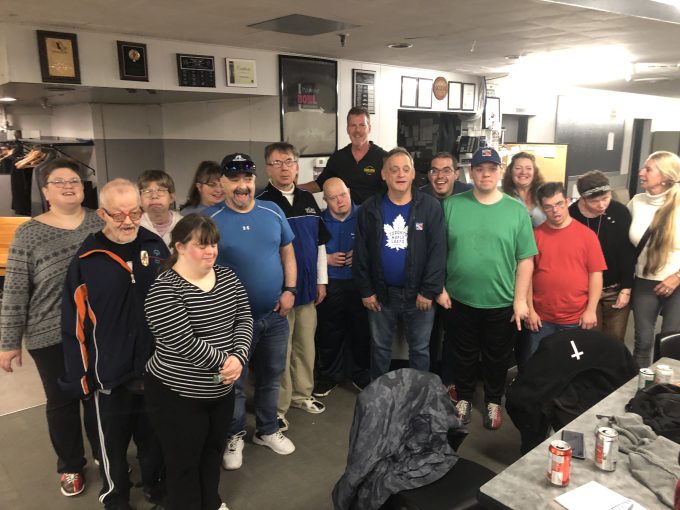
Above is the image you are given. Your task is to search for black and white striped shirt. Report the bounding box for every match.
[145,265,253,398]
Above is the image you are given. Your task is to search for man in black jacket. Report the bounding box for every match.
[353,147,446,380]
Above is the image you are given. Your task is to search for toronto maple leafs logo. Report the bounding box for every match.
[384,214,408,250]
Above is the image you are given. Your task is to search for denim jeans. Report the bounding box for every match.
[521,321,580,367]
[367,287,435,380]
[229,311,289,437]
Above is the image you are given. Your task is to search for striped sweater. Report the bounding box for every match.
[145,265,253,399]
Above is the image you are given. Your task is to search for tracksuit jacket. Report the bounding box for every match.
[60,227,169,398]
[256,183,330,306]
[353,187,446,304]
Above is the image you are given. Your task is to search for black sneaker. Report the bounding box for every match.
[312,380,338,398]
[351,379,369,392]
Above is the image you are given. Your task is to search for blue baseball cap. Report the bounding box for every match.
[471,147,501,166]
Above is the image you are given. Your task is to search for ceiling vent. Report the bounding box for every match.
[248,14,359,36]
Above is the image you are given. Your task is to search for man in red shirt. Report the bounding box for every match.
[522,182,607,366]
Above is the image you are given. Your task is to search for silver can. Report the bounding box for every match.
[595,427,618,471]
[638,368,655,389]
[654,364,673,384]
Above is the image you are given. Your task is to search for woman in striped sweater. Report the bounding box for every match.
[144,214,253,510]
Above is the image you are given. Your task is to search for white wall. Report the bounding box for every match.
[2,23,278,97]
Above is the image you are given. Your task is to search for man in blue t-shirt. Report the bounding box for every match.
[205,153,297,470]
[353,147,446,379]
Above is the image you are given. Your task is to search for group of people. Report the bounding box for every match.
[1,105,680,510]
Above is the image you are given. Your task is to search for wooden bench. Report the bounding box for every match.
[0,217,30,276]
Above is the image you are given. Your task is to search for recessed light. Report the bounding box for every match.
[0,97,17,102]
[387,43,413,49]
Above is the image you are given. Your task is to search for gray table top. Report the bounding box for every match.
[479,357,680,510]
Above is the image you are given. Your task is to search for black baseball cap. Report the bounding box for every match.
[220,153,256,176]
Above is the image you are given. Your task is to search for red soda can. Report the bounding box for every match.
[547,440,572,486]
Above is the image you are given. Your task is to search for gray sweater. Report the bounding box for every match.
[0,209,103,351]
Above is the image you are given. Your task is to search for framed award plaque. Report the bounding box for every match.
[117,41,149,81]
[177,54,216,88]
[352,69,375,114]
[37,31,81,84]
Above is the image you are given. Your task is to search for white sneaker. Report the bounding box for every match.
[277,413,289,432]
[222,432,245,470]
[217,504,230,510]
[290,396,326,414]
[252,430,295,455]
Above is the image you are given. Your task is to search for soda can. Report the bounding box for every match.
[547,440,572,486]
[654,364,673,384]
[595,427,618,471]
[638,368,655,389]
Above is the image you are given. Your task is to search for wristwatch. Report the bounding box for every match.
[282,286,298,296]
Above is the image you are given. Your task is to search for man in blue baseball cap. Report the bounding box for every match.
[438,146,537,430]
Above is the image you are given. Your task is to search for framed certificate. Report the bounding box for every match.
[117,41,149,81]
[447,82,462,110]
[400,76,418,108]
[462,83,476,111]
[226,58,257,87]
[37,31,81,84]
[417,78,433,108]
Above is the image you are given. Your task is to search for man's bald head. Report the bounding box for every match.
[323,177,351,220]
[99,178,140,210]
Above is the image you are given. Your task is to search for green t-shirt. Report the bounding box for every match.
[442,191,537,308]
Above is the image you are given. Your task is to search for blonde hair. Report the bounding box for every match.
[99,178,140,210]
[644,151,680,276]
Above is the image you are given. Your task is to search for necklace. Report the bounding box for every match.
[586,215,603,238]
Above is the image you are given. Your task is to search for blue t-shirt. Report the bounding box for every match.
[205,200,295,321]
[323,204,358,280]
[380,197,411,287]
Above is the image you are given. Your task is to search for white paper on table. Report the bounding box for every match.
[554,481,645,510]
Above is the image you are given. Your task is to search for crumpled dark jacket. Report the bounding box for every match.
[332,368,462,510]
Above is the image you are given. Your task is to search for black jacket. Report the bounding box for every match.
[60,227,169,397]
[507,329,638,453]
[353,187,446,303]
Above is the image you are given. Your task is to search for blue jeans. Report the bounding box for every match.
[229,311,289,437]
[367,287,435,380]
[521,321,580,366]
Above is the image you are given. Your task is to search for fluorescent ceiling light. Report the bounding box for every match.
[508,45,632,86]
[0,97,17,102]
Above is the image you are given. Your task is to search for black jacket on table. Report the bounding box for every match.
[506,329,638,453]
[569,199,635,288]
[353,187,446,304]
[60,227,169,398]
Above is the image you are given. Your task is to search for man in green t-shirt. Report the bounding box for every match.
[438,147,536,430]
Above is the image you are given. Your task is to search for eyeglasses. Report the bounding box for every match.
[140,187,169,196]
[102,208,143,222]
[46,178,83,188]
[200,180,222,189]
[542,201,567,212]
[267,159,298,168]
[428,167,455,176]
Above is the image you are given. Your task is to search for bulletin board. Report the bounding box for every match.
[501,143,568,184]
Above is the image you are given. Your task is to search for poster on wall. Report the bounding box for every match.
[400,76,418,108]
[117,41,149,81]
[226,58,257,87]
[417,78,433,109]
[483,96,501,129]
[37,31,81,84]
[447,82,462,110]
[279,55,337,156]
[352,69,375,114]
